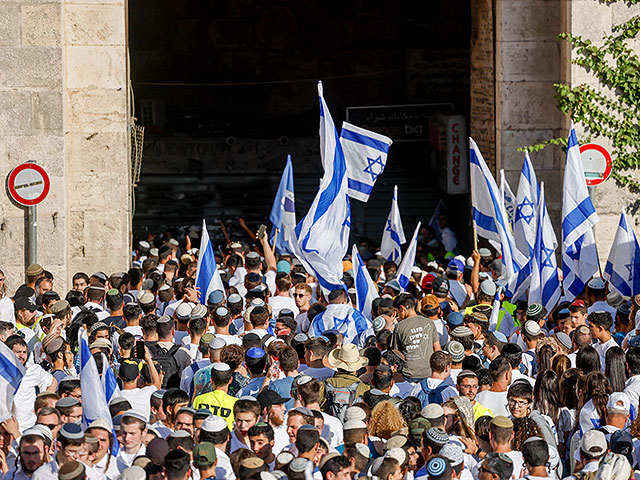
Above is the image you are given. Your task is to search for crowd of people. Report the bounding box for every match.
[0,224,638,480]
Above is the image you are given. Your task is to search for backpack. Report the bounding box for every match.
[324,381,361,422]
[147,343,181,389]
[416,379,451,407]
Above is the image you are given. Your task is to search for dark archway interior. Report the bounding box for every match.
[130,0,471,247]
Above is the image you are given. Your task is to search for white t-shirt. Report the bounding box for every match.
[625,375,640,409]
[215,448,235,480]
[116,444,146,472]
[389,380,415,399]
[321,412,343,447]
[0,295,15,324]
[272,423,289,456]
[449,280,468,308]
[14,364,54,432]
[593,337,618,371]
[578,399,602,434]
[173,330,190,346]
[474,390,509,417]
[123,325,143,338]
[119,386,157,422]
[215,333,242,346]
[269,296,299,319]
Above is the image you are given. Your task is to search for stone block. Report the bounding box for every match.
[537,169,564,211]
[500,41,560,82]
[501,0,562,42]
[5,135,65,176]
[0,92,31,134]
[0,47,62,88]
[612,3,640,25]
[66,88,126,134]
[65,46,125,89]
[0,4,20,46]
[500,82,562,130]
[22,4,61,47]
[500,129,562,171]
[32,92,63,133]
[571,1,612,40]
[64,5,125,46]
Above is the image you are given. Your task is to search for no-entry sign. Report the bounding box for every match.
[7,162,50,206]
[580,143,612,186]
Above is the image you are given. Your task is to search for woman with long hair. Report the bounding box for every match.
[552,355,571,380]
[533,370,562,427]
[558,368,583,459]
[605,346,628,392]
[442,397,477,443]
[368,401,407,440]
[578,371,612,433]
[535,344,556,373]
[576,345,601,373]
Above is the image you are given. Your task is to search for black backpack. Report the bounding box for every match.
[147,343,181,389]
[324,381,361,422]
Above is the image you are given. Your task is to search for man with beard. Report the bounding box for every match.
[248,423,276,470]
[6,431,48,480]
[257,390,289,455]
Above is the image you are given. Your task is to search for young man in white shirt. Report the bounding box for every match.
[302,338,334,381]
[86,418,120,480]
[474,357,512,417]
[116,411,147,472]
[118,355,161,422]
[198,416,236,480]
[588,311,617,371]
[210,306,242,346]
[268,274,299,319]
[566,430,607,479]
[519,437,555,480]
[586,278,617,324]
[624,347,640,408]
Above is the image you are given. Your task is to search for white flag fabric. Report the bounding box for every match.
[0,342,24,423]
[397,222,421,290]
[514,152,540,257]
[604,210,640,297]
[529,182,561,312]
[561,123,599,299]
[289,82,351,296]
[195,219,225,304]
[269,155,296,254]
[309,303,372,347]
[352,244,379,320]
[340,122,392,202]
[79,328,111,428]
[500,169,517,228]
[380,185,406,264]
[469,138,526,294]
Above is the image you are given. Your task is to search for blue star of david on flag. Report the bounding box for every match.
[540,245,555,269]
[363,155,385,182]
[515,196,535,225]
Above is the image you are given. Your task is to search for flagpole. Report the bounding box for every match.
[468,138,478,251]
[588,186,603,278]
[272,227,279,254]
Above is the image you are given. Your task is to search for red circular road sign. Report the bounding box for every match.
[580,143,612,186]
[7,163,50,206]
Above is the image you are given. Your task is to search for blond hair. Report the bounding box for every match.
[368,401,406,440]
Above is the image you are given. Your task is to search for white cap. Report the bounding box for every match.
[175,302,193,320]
[385,447,407,466]
[588,277,606,290]
[343,419,367,431]
[607,392,631,414]
[211,362,230,372]
[581,429,607,455]
[344,406,366,422]
[201,415,227,433]
[208,337,226,350]
[523,320,541,337]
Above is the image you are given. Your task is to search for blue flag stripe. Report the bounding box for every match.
[0,353,22,391]
[341,128,391,152]
[562,197,597,238]
[347,178,374,195]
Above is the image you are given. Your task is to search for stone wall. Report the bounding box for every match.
[0,0,129,294]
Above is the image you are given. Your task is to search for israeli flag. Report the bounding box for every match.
[309,303,372,346]
[529,182,561,312]
[488,285,503,331]
[396,222,421,290]
[562,123,599,299]
[289,82,351,296]
[428,199,446,240]
[78,328,111,428]
[0,342,24,423]
[380,185,406,264]
[270,155,296,254]
[195,219,225,303]
[340,122,392,202]
[352,244,379,319]
[470,138,526,294]
[514,152,540,257]
[604,210,640,297]
[500,169,517,228]
[101,355,120,455]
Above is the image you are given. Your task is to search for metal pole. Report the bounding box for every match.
[587,186,603,277]
[28,206,37,264]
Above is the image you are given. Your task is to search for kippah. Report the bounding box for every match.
[56,397,80,409]
[426,427,449,446]
[527,303,543,317]
[276,451,294,465]
[107,289,119,296]
[122,410,147,424]
[497,453,513,464]
[296,375,313,386]
[60,423,84,440]
[168,430,191,438]
[241,457,265,469]
[289,457,309,473]
[151,389,166,399]
[84,434,99,446]
[227,293,242,304]
[298,424,317,432]
[372,316,386,332]
[490,416,513,428]
[59,461,85,480]
[291,406,314,417]
[427,457,448,476]
[215,307,229,317]
[212,362,231,372]
[246,347,266,359]
[293,333,308,342]
[157,315,172,324]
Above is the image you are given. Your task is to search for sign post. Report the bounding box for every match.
[6,162,51,265]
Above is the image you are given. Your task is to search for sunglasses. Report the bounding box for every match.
[293,293,306,298]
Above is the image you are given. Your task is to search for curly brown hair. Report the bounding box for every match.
[512,416,543,450]
[368,401,407,440]
[220,344,244,370]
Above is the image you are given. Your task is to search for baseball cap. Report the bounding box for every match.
[257,389,289,409]
[607,392,631,414]
[610,430,635,467]
[432,277,450,297]
[14,296,37,312]
[447,259,465,274]
[421,295,440,310]
[193,442,217,467]
[581,429,607,455]
[118,359,141,382]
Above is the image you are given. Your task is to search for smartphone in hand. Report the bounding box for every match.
[135,340,145,360]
